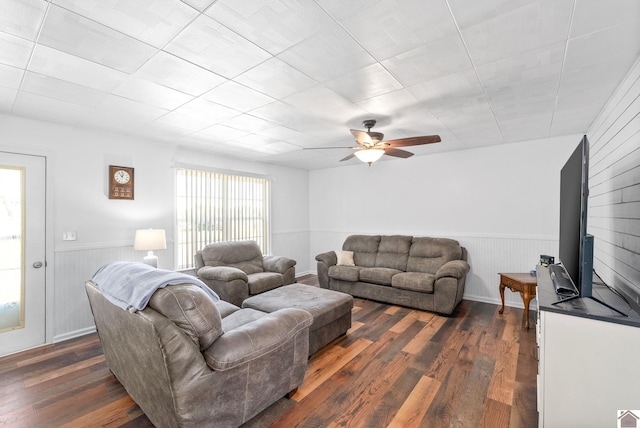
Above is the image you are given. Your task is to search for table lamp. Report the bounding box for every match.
[134,229,166,268]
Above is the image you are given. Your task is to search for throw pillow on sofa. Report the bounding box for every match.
[335,250,355,266]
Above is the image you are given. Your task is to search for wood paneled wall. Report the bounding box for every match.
[588,55,640,308]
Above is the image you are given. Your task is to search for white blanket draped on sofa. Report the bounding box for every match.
[92,261,219,312]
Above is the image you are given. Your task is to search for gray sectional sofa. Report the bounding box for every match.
[316,235,470,315]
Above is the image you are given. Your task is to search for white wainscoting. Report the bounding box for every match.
[459,235,557,306]
[52,244,140,343]
[271,229,311,275]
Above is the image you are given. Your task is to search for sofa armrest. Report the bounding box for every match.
[203,308,313,371]
[194,251,205,270]
[197,267,250,306]
[435,260,470,280]
[315,251,337,267]
[315,251,337,289]
[197,266,248,282]
[263,255,296,274]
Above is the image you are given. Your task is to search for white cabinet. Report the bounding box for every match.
[537,306,640,427]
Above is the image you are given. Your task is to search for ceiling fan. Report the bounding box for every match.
[309,120,441,165]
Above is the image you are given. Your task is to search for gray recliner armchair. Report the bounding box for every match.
[195,240,296,307]
[85,280,312,428]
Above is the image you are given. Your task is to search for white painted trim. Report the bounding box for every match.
[54,239,174,253]
[310,229,557,241]
[53,326,96,343]
[462,294,534,310]
[273,229,309,235]
[295,270,313,278]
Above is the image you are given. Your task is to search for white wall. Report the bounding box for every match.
[587,55,640,306]
[309,135,581,307]
[0,114,309,342]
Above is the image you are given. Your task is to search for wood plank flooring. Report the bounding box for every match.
[0,276,538,427]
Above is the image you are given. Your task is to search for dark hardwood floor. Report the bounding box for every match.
[0,276,538,427]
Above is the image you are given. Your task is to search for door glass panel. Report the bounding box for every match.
[0,167,24,331]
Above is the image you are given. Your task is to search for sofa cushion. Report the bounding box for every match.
[200,240,264,274]
[215,300,241,318]
[359,267,402,286]
[342,235,380,268]
[205,308,312,371]
[148,284,223,351]
[328,265,361,282]
[375,235,412,270]
[407,237,463,274]
[247,272,284,295]
[335,250,355,266]
[392,272,436,293]
[216,300,240,320]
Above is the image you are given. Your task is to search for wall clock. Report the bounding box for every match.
[108,165,134,200]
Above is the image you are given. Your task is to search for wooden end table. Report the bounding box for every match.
[499,272,537,329]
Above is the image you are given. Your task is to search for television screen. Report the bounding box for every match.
[558,135,590,295]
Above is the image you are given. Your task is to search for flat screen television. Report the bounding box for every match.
[556,135,627,315]
[558,135,592,296]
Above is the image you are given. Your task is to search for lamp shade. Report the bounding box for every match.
[354,148,384,164]
[134,229,167,251]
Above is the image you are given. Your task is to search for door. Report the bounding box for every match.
[0,152,46,356]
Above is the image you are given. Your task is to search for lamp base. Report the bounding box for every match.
[142,251,158,268]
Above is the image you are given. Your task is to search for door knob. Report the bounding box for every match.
[33,261,43,269]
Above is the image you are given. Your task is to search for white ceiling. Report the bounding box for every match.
[1,0,639,170]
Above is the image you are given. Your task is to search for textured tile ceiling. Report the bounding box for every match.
[1,0,639,169]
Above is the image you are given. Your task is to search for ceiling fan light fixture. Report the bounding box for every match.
[354,148,384,165]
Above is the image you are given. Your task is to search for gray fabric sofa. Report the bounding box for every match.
[195,240,296,307]
[316,235,470,315]
[85,280,312,428]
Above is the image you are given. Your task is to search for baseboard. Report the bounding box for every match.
[463,294,528,310]
[295,270,313,278]
[53,326,96,343]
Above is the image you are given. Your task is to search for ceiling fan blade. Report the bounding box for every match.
[350,129,373,146]
[303,146,356,150]
[340,153,356,162]
[384,148,414,158]
[385,135,441,147]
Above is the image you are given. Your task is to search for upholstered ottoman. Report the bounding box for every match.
[242,284,353,355]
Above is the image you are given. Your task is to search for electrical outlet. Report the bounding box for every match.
[63,231,77,241]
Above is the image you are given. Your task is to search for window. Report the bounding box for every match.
[176,168,270,270]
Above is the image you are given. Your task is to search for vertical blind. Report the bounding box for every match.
[176,168,270,270]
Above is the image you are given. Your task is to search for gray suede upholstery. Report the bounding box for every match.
[148,284,223,351]
[242,284,353,356]
[316,235,470,315]
[85,280,312,428]
[343,234,380,267]
[194,240,296,307]
[375,235,412,270]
